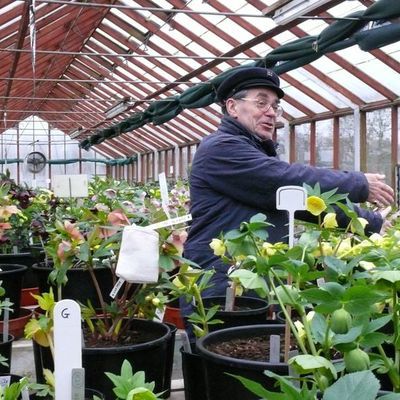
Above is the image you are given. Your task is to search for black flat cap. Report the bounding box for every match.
[216,67,284,102]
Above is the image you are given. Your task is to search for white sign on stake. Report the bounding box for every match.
[54,299,83,400]
[158,172,171,219]
[276,186,307,248]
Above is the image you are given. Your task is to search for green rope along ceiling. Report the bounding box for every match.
[79,0,400,151]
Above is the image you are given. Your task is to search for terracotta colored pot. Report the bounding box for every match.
[163,299,185,329]
[0,308,33,340]
[20,287,39,307]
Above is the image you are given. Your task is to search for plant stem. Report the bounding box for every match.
[87,262,109,330]
[192,284,208,335]
[268,272,307,354]
[393,287,400,374]
[378,344,400,391]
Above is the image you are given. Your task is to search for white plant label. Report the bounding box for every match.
[0,376,10,389]
[54,299,82,400]
[109,277,125,299]
[276,186,307,248]
[159,172,171,219]
[147,214,192,230]
[269,334,281,363]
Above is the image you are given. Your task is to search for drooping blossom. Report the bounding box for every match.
[209,238,226,256]
[323,213,338,229]
[167,230,188,256]
[64,221,84,241]
[57,240,72,262]
[306,196,327,216]
[0,205,21,220]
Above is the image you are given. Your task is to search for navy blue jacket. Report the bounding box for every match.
[184,116,382,297]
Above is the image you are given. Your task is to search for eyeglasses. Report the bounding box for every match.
[237,98,283,117]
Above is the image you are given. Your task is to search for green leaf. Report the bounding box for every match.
[373,270,400,285]
[78,241,90,262]
[227,374,286,400]
[224,229,246,241]
[249,213,267,223]
[289,355,337,379]
[301,288,335,304]
[377,394,400,400]
[311,312,330,345]
[360,332,390,347]
[332,325,363,345]
[364,315,392,334]
[319,282,345,300]
[343,287,387,315]
[229,270,268,295]
[322,370,380,400]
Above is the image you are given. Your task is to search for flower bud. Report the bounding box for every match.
[344,348,370,372]
[330,308,352,334]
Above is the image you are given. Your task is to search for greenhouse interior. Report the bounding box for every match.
[1,0,400,399]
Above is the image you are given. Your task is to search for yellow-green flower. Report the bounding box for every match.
[350,217,368,234]
[313,242,333,257]
[336,237,352,257]
[359,261,376,271]
[323,213,338,229]
[209,238,226,256]
[306,196,327,216]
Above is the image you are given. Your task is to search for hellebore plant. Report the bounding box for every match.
[40,179,192,344]
[210,184,400,397]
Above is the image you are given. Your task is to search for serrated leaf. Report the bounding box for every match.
[360,332,389,347]
[289,355,337,379]
[332,325,363,345]
[227,373,287,400]
[322,370,379,400]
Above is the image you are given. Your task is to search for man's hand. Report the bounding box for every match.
[365,173,394,206]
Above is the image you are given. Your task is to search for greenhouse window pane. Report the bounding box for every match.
[339,115,355,172]
[295,124,310,165]
[316,120,333,168]
[366,108,392,184]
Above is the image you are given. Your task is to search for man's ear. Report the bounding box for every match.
[225,98,238,117]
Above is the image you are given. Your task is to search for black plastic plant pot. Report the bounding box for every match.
[202,296,272,331]
[0,334,14,374]
[82,319,171,400]
[180,343,207,400]
[161,322,177,399]
[0,248,44,288]
[30,388,105,399]
[32,263,113,308]
[0,264,27,318]
[32,339,53,384]
[196,324,288,400]
[0,374,28,399]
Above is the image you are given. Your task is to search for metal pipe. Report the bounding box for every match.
[0,77,197,84]
[35,1,265,17]
[0,96,179,103]
[0,47,263,60]
[0,109,101,114]
[4,119,103,123]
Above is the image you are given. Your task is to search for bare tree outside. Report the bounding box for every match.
[295,123,311,164]
[316,119,333,168]
[366,108,391,184]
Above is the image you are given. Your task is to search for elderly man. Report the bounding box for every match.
[183,66,394,301]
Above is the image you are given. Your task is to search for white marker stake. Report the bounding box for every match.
[276,186,307,362]
[54,300,83,400]
[276,186,307,248]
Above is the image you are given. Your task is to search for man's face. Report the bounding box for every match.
[225,87,281,140]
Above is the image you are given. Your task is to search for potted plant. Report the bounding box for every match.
[26,181,193,399]
[0,173,54,305]
[196,185,400,399]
